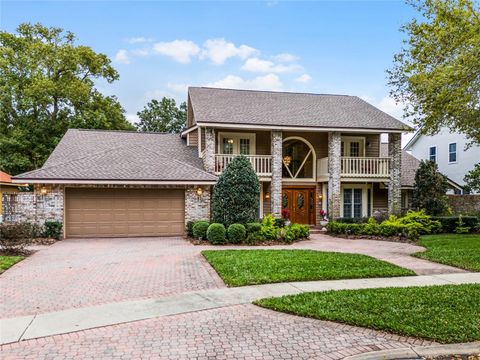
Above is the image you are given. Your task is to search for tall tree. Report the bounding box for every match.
[388,0,480,145]
[136,97,186,133]
[412,160,449,215]
[464,163,480,193]
[0,23,134,175]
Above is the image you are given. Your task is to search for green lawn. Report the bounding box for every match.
[0,255,24,273]
[202,249,415,287]
[415,234,480,271]
[255,284,480,343]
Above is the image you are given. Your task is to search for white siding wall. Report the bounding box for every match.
[406,127,479,187]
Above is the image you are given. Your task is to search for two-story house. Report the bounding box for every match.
[404,127,479,193]
[8,87,409,238]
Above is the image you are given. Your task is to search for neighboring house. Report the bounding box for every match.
[404,127,480,193]
[9,87,410,238]
[379,143,463,211]
[0,171,20,222]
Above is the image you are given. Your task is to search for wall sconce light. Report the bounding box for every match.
[283,155,292,167]
[318,193,323,200]
[196,187,203,196]
[265,192,270,199]
[40,186,48,195]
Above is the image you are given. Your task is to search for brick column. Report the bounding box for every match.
[270,130,283,217]
[388,132,402,215]
[203,128,215,174]
[328,132,342,220]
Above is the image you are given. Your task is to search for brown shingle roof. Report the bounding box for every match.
[189,87,410,131]
[380,143,420,188]
[14,129,217,182]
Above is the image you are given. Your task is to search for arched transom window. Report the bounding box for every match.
[282,137,316,179]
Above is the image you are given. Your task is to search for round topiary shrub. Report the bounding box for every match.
[192,221,209,239]
[227,224,246,244]
[207,223,226,245]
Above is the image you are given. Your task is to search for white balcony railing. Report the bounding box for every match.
[317,157,390,179]
[215,154,272,176]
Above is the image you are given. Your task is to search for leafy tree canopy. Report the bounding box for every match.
[136,97,186,133]
[0,23,134,175]
[412,160,449,215]
[464,163,480,193]
[388,0,480,145]
[212,156,260,227]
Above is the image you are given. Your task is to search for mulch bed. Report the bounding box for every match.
[325,232,417,244]
[187,237,309,246]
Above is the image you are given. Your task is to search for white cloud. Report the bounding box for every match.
[295,74,312,83]
[167,83,189,93]
[126,37,153,44]
[205,74,282,91]
[153,40,201,63]
[376,96,405,119]
[126,113,140,124]
[201,38,258,65]
[241,57,302,73]
[273,53,299,63]
[114,49,130,64]
[131,48,150,56]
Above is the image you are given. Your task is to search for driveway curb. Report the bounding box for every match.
[344,342,480,360]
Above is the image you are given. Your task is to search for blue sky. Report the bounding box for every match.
[1,0,416,126]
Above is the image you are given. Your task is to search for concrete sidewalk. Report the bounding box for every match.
[1,272,479,345]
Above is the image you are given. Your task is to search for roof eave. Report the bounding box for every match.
[12,178,217,185]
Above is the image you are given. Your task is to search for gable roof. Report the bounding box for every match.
[188,87,410,132]
[13,129,217,184]
[0,171,12,183]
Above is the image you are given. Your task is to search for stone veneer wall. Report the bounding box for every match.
[388,133,402,215]
[270,130,283,216]
[185,186,211,223]
[327,132,342,219]
[2,185,64,225]
[447,194,480,214]
[203,128,216,173]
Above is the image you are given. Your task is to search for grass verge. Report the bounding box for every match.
[415,234,480,271]
[255,284,480,343]
[0,255,24,273]
[202,249,414,287]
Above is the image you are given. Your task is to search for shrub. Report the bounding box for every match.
[192,221,209,239]
[260,214,278,240]
[227,224,246,244]
[282,223,310,243]
[431,216,478,233]
[454,215,471,234]
[245,222,261,234]
[412,160,449,215]
[0,222,33,252]
[398,210,442,234]
[274,218,286,228]
[186,221,195,237]
[245,232,265,245]
[212,155,260,227]
[207,223,226,245]
[43,221,63,240]
[335,217,369,224]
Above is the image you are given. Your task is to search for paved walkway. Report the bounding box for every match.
[0,235,464,319]
[2,272,479,345]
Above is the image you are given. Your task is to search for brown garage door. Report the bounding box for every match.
[65,188,185,238]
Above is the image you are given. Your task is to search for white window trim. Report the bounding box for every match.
[429,145,437,162]
[448,142,457,164]
[341,136,366,157]
[340,184,369,218]
[217,132,256,155]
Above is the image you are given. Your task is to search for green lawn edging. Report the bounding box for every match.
[0,255,24,273]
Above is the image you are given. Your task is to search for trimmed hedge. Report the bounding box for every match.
[43,221,63,240]
[186,221,195,237]
[227,224,246,244]
[192,221,209,239]
[283,224,310,244]
[431,216,478,233]
[245,222,261,234]
[0,222,34,251]
[207,223,226,244]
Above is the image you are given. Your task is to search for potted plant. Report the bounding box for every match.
[282,208,291,226]
[319,209,328,228]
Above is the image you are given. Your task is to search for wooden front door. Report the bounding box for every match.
[282,188,315,225]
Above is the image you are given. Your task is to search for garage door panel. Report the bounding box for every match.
[66,188,185,238]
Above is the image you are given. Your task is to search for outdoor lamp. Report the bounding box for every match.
[40,187,47,195]
[265,192,270,199]
[283,155,292,166]
[196,187,203,196]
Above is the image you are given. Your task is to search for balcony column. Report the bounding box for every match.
[388,133,402,215]
[270,130,283,217]
[203,128,215,174]
[328,132,341,220]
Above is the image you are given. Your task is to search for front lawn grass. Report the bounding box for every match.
[415,234,480,272]
[255,284,480,343]
[202,249,414,287]
[0,255,24,273]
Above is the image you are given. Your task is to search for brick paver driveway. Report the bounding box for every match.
[1,304,433,360]
[0,237,224,318]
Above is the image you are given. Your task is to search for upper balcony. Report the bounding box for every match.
[317,156,390,181]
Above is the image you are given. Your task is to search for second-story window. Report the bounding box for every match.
[429,146,437,162]
[240,139,250,155]
[449,143,457,163]
[222,138,234,154]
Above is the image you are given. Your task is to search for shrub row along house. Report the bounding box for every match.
[6,87,412,238]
